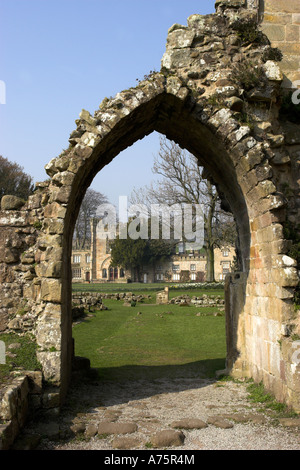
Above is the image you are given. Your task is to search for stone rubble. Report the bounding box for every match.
[12,375,300,451]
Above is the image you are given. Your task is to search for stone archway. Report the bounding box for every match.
[0,1,299,411]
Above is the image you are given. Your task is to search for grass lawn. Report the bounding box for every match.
[72,295,226,382]
[0,333,41,384]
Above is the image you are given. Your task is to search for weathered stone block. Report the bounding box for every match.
[40,279,62,303]
[40,246,63,263]
[0,248,20,264]
[36,312,61,350]
[166,76,183,96]
[271,149,291,165]
[264,0,300,14]
[43,218,64,235]
[293,14,300,25]
[286,24,300,42]
[37,234,62,251]
[49,185,72,204]
[36,351,61,383]
[150,429,185,448]
[264,13,292,25]
[79,109,96,126]
[261,24,285,42]
[51,171,75,187]
[0,309,9,332]
[215,0,246,9]
[166,29,195,49]
[35,261,62,278]
[271,267,299,287]
[54,155,70,172]
[161,49,192,71]
[23,283,41,302]
[271,42,300,54]
[263,61,284,82]
[44,202,67,219]
[1,196,25,211]
[208,108,233,130]
[280,57,300,76]
[0,376,29,422]
[97,422,138,435]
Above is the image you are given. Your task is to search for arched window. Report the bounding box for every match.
[102,268,107,278]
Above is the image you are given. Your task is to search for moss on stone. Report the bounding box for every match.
[230,59,265,90]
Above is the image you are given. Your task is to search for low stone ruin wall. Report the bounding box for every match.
[0,371,43,450]
[72,291,152,307]
[169,294,225,308]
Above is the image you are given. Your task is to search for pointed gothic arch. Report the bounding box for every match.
[40,69,295,404]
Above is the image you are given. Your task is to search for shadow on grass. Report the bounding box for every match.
[68,357,226,408]
[96,358,225,382]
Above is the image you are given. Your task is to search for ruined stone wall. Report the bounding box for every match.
[0,193,45,335]
[260,0,300,88]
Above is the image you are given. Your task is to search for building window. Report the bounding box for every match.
[86,254,91,263]
[172,273,180,281]
[223,249,229,257]
[222,262,230,270]
[72,268,82,279]
[222,261,230,278]
[73,255,81,263]
[120,268,125,278]
[157,265,163,272]
[156,273,164,281]
[109,267,118,280]
[190,264,196,271]
[172,264,180,272]
[190,272,196,281]
[102,268,107,278]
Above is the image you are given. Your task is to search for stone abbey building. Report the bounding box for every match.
[71,218,235,284]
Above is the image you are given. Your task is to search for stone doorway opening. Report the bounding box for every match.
[69,131,238,394]
[52,87,251,403]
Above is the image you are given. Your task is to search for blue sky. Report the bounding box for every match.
[0,0,215,206]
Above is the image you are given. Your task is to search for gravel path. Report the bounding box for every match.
[18,371,300,451]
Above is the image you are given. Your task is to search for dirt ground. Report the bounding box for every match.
[15,369,300,452]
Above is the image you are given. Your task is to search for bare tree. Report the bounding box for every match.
[130,137,236,281]
[73,188,109,249]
